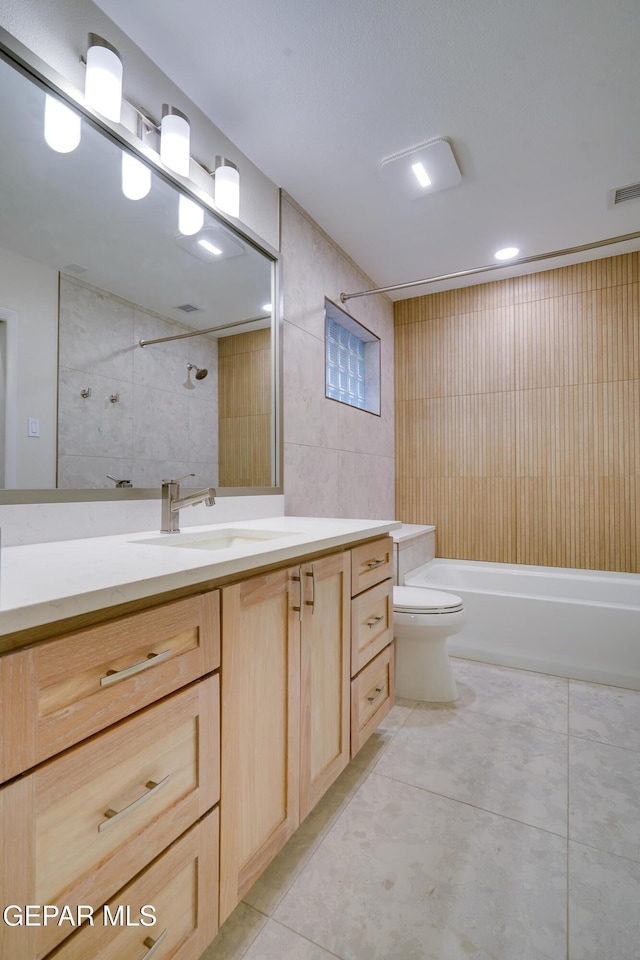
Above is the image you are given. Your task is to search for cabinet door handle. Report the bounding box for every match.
[305,564,316,614]
[365,558,386,569]
[292,570,303,621]
[100,649,172,687]
[367,686,385,704]
[137,930,168,960]
[366,615,384,628]
[99,776,171,832]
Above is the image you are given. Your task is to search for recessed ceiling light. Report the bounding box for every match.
[494,246,520,261]
[198,238,222,256]
[411,162,431,188]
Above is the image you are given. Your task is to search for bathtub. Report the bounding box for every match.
[404,559,640,690]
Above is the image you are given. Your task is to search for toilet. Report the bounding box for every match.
[393,585,465,702]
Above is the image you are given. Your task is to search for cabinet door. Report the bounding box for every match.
[299,552,351,821]
[219,567,301,923]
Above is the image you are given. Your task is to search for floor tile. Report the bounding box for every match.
[569,841,640,960]
[274,772,567,960]
[375,703,568,834]
[242,920,342,960]
[569,680,640,751]
[452,658,569,734]
[244,762,370,915]
[199,902,267,960]
[569,737,640,861]
[375,696,417,734]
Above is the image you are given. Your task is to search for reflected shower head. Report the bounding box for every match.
[185,362,208,384]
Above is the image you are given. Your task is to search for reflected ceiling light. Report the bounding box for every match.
[214,156,240,218]
[161,105,190,176]
[44,94,81,153]
[198,238,222,256]
[381,137,461,197]
[121,152,151,200]
[262,303,272,312]
[84,34,122,122]
[494,246,520,260]
[178,194,204,235]
[411,162,431,188]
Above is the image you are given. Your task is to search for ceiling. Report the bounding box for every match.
[94,0,640,298]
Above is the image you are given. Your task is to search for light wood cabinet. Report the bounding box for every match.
[220,551,351,922]
[219,566,301,922]
[299,552,351,821]
[0,677,219,960]
[349,538,395,758]
[0,592,219,784]
[49,811,219,960]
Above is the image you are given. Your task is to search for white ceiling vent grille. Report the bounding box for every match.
[613,181,640,204]
[176,303,201,313]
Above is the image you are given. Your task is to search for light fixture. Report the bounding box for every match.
[494,246,520,261]
[262,303,272,312]
[44,94,81,153]
[84,34,122,122]
[381,137,461,198]
[178,195,205,235]
[198,238,222,256]
[161,105,190,176]
[122,152,151,200]
[214,156,240,218]
[411,162,431,188]
[175,223,246,263]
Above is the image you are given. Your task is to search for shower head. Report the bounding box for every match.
[186,362,208,382]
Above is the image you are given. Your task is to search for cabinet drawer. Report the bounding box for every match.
[0,676,219,960]
[0,592,219,782]
[350,644,394,757]
[351,578,393,677]
[350,537,393,597]
[51,810,219,960]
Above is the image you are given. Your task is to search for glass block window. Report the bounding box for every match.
[324,299,380,415]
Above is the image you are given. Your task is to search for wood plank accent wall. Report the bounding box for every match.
[395,252,640,571]
[218,328,272,487]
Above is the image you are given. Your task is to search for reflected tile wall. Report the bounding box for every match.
[281,193,395,519]
[57,276,218,489]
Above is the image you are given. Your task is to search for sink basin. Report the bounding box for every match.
[133,528,300,551]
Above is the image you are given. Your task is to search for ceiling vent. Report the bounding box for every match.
[176,303,201,313]
[612,181,640,205]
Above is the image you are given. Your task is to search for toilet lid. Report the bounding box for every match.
[393,585,464,614]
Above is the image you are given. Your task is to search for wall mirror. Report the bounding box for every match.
[0,34,280,502]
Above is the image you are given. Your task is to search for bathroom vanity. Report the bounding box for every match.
[0,518,396,959]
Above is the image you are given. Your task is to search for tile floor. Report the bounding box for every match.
[201,658,640,960]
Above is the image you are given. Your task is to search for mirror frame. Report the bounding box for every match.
[0,26,283,504]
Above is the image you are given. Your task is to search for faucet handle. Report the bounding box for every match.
[161,473,195,485]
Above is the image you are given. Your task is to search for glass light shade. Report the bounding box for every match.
[161,108,190,176]
[178,195,204,235]
[214,163,240,218]
[85,38,122,122]
[44,94,81,153]
[122,152,151,200]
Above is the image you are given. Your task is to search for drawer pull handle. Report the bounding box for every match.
[366,615,384,628]
[138,929,168,959]
[367,686,385,704]
[101,649,172,687]
[305,565,316,615]
[99,776,171,832]
[365,558,386,569]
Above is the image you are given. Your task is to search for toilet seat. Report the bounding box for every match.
[393,585,463,615]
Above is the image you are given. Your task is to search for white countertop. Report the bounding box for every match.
[0,516,399,641]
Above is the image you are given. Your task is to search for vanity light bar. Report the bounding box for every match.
[42,31,241,219]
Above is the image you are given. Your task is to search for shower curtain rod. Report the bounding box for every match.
[138,314,270,348]
[339,229,640,303]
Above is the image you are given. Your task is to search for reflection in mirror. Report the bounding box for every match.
[0,46,278,496]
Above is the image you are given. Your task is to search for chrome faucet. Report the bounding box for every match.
[161,474,216,533]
